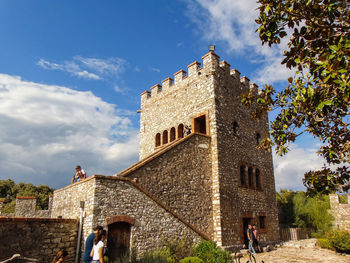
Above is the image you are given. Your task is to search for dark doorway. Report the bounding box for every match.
[108,222,131,262]
[242,217,253,248]
[193,115,207,134]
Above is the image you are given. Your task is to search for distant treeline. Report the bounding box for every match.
[0,179,54,213]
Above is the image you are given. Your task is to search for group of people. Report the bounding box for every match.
[83,225,108,263]
[247,223,261,255]
[72,165,87,184]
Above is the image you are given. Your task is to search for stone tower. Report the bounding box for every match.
[132,51,279,247]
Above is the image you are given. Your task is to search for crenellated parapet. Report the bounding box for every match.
[140,51,257,106]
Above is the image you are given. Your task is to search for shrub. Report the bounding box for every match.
[316,238,333,250]
[193,240,232,263]
[326,230,350,254]
[179,257,203,263]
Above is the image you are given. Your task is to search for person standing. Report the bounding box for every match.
[90,230,107,263]
[247,224,256,255]
[83,225,103,263]
[252,224,261,252]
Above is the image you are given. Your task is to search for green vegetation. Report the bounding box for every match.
[242,0,350,195]
[277,190,333,234]
[192,240,232,263]
[126,240,232,263]
[179,257,203,263]
[317,230,350,254]
[0,179,54,213]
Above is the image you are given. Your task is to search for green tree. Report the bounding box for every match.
[0,179,54,213]
[242,0,350,194]
[293,191,333,233]
[276,189,296,227]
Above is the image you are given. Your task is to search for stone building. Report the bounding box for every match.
[1,51,280,262]
[329,194,350,230]
[119,51,280,248]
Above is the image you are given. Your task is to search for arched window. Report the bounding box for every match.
[240,165,246,186]
[256,133,261,145]
[177,124,184,139]
[162,130,168,144]
[256,168,261,189]
[155,133,161,147]
[170,127,176,142]
[248,167,254,187]
[233,121,239,135]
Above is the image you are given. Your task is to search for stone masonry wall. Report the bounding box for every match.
[0,196,53,218]
[119,134,213,239]
[0,217,78,263]
[52,176,204,257]
[51,177,96,249]
[212,59,280,246]
[93,176,203,256]
[329,194,350,231]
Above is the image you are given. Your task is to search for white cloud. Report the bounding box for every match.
[273,143,325,191]
[185,0,294,86]
[0,73,139,188]
[37,56,128,81]
[150,67,161,73]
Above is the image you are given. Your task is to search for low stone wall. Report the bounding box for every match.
[0,217,78,263]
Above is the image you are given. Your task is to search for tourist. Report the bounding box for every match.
[90,229,107,263]
[72,165,87,184]
[252,224,261,252]
[83,225,103,263]
[52,249,68,263]
[247,224,256,255]
[184,125,192,136]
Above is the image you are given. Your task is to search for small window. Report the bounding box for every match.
[162,130,168,144]
[233,121,239,135]
[259,216,266,229]
[240,165,246,186]
[248,167,254,187]
[170,127,176,142]
[155,133,161,147]
[178,124,184,139]
[256,133,261,145]
[255,169,261,189]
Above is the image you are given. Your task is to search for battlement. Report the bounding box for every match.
[140,51,256,105]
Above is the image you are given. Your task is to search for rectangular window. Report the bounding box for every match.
[259,216,266,229]
[248,167,253,187]
[240,166,246,186]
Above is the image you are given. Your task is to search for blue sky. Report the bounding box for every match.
[0,0,324,190]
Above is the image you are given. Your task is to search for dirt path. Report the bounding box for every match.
[238,239,350,263]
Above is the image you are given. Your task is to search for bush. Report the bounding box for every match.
[316,238,333,250]
[179,257,203,263]
[193,240,232,263]
[326,230,350,254]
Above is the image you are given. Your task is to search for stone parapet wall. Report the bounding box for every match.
[119,134,214,239]
[0,217,78,263]
[329,194,350,230]
[0,196,52,218]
